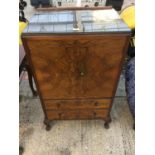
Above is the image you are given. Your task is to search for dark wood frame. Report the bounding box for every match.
[36,6,113,11]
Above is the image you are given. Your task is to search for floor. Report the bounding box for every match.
[20,1,135,155]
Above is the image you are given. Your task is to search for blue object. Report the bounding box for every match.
[30,0,50,7]
[125,57,135,118]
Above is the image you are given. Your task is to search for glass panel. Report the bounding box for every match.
[23,9,131,34]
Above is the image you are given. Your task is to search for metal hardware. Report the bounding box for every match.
[80,71,84,76]
[78,62,86,76]
[57,103,60,108]
[94,102,99,106]
[93,112,97,116]
[59,113,62,118]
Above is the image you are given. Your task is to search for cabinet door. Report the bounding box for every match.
[25,35,128,99]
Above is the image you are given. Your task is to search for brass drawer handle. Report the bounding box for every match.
[57,103,61,108]
[58,113,62,118]
[80,71,85,76]
[94,102,99,106]
[93,112,97,116]
[76,111,80,118]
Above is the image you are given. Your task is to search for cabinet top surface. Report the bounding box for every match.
[23,9,131,35]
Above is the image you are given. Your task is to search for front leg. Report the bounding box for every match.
[19,146,24,155]
[44,118,52,131]
[104,115,112,129]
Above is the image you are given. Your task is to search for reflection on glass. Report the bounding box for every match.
[23,9,131,34]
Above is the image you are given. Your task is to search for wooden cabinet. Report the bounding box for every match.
[22,8,130,130]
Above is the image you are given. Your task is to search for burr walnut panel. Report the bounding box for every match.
[26,35,127,99]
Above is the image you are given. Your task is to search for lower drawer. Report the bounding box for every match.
[46,109,109,120]
[44,99,111,110]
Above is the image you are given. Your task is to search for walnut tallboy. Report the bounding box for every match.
[22,8,130,130]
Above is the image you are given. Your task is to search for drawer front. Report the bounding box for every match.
[26,35,128,99]
[46,109,109,120]
[44,99,111,110]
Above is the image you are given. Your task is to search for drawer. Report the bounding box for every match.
[44,99,111,110]
[46,109,109,120]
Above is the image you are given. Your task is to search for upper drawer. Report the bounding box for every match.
[25,35,128,99]
[44,99,111,110]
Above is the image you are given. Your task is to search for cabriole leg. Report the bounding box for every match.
[44,118,52,131]
[19,146,24,155]
[104,115,112,129]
